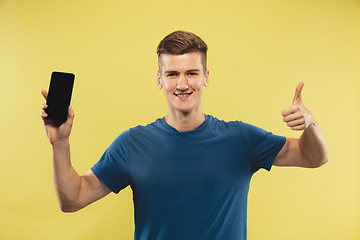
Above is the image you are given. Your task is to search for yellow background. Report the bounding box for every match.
[1,0,359,239]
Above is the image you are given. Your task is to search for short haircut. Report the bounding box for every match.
[157,30,208,73]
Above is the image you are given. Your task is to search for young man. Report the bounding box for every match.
[40,30,328,239]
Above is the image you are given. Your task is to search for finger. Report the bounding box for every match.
[285,117,305,128]
[283,111,303,123]
[41,90,48,100]
[292,82,304,105]
[41,104,48,110]
[290,124,306,131]
[40,111,48,118]
[281,105,300,117]
[66,106,75,125]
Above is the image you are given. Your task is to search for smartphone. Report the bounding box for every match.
[45,71,75,121]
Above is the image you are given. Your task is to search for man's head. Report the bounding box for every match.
[157,30,208,74]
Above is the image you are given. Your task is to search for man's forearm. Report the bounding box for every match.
[51,140,81,212]
[299,122,328,167]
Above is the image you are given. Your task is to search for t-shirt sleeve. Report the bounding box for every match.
[241,122,286,173]
[91,130,131,194]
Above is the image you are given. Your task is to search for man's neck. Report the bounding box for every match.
[165,111,205,132]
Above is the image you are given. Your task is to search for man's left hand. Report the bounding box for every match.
[281,82,315,131]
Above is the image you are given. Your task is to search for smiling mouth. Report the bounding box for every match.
[174,92,193,97]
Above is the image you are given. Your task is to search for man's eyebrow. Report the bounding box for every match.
[164,70,179,74]
[164,69,200,74]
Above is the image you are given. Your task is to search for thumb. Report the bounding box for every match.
[292,82,304,105]
[67,106,75,125]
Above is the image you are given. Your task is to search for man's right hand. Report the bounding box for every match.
[40,89,75,145]
[41,89,111,212]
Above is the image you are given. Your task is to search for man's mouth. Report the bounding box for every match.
[174,92,192,97]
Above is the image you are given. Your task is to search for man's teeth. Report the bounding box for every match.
[177,94,190,97]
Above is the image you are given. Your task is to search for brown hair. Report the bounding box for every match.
[157,30,208,73]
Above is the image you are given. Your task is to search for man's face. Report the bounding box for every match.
[157,52,209,114]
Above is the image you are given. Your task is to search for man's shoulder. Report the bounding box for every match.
[125,118,165,138]
[208,115,245,130]
[110,118,164,144]
[207,116,273,140]
[210,116,267,132]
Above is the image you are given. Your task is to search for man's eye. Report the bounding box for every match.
[188,72,198,76]
[167,73,177,77]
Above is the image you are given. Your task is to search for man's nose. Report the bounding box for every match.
[176,74,189,90]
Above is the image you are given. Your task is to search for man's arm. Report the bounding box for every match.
[273,82,328,168]
[41,90,111,212]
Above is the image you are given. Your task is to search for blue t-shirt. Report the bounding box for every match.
[92,115,286,240]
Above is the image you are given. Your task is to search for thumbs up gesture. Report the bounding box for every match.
[281,82,314,131]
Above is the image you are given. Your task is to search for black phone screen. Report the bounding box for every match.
[45,71,75,121]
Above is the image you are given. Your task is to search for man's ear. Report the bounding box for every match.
[156,71,163,89]
[204,69,209,87]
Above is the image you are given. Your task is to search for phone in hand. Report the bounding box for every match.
[45,71,75,121]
